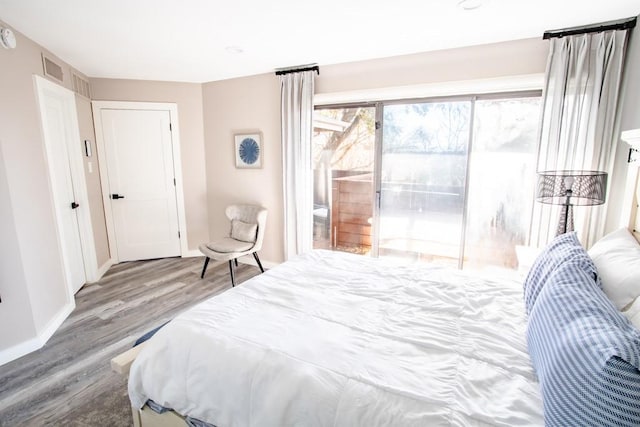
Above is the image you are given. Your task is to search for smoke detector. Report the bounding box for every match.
[0,28,16,49]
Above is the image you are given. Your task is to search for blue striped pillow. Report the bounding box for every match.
[523,232,598,314]
[527,262,640,426]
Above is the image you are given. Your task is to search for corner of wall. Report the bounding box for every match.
[605,21,640,233]
[0,299,74,367]
[0,139,37,358]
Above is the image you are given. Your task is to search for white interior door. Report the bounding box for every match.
[100,109,181,261]
[36,78,87,294]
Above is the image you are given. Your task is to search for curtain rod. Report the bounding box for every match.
[543,16,636,39]
[275,64,320,76]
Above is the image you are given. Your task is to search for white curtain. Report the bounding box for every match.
[280,70,315,260]
[531,29,630,248]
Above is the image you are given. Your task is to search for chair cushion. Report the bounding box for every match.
[231,220,258,243]
[206,237,254,254]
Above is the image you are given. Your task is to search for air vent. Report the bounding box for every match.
[71,71,91,99]
[42,53,63,82]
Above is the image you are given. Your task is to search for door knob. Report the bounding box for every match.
[71,202,79,209]
[111,194,125,199]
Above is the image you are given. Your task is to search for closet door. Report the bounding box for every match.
[35,76,94,294]
[98,108,181,261]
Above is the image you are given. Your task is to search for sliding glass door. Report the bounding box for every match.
[312,106,376,254]
[312,93,540,270]
[463,96,540,269]
[378,101,471,266]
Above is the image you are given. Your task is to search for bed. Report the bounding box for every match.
[112,163,640,427]
[128,250,543,426]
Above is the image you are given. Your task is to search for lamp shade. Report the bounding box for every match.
[536,170,607,206]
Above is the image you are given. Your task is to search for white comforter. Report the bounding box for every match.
[129,250,543,426]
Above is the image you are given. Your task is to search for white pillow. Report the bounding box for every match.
[588,227,640,311]
[623,297,640,330]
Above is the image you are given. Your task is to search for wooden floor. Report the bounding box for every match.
[0,256,261,426]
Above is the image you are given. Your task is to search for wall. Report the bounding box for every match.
[202,38,548,264]
[75,95,110,266]
[0,142,36,348]
[202,74,283,263]
[316,38,549,94]
[0,20,103,354]
[607,21,640,233]
[89,79,209,252]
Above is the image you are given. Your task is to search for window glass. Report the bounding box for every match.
[463,97,541,269]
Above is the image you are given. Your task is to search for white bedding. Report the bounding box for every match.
[129,250,543,426]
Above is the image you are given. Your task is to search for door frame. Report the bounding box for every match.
[92,101,189,262]
[34,75,98,289]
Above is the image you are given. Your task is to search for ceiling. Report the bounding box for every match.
[1,0,638,83]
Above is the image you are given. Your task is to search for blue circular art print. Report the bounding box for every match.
[239,137,260,165]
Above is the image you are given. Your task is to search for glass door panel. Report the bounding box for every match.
[463,96,541,269]
[379,101,471,265]
[312,106,376,254]
[313,94,541,272]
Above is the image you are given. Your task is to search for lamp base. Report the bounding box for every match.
[556,204,574,236]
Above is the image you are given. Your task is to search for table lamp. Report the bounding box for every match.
[536,170,607,236]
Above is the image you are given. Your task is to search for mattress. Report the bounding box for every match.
[129,250,543,426]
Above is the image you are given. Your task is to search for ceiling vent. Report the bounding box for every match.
[42,53,64,83]
[71,71,91,99]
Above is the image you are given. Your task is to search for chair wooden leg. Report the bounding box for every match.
[234,258,238,267]
[201,257,210,279]
[253,252,265,273]
[228,260,236,287]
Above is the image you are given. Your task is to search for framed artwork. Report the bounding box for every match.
[234,133,262,168]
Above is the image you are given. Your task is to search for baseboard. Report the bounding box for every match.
[237,256,279,270]
[182,249,203,258]
[91,258,115,283]
[0,300,75,366]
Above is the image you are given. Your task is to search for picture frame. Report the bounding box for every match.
[234,133,263,169]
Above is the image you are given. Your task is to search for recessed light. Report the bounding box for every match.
[225,46,244,54]
[458,0,483,10]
